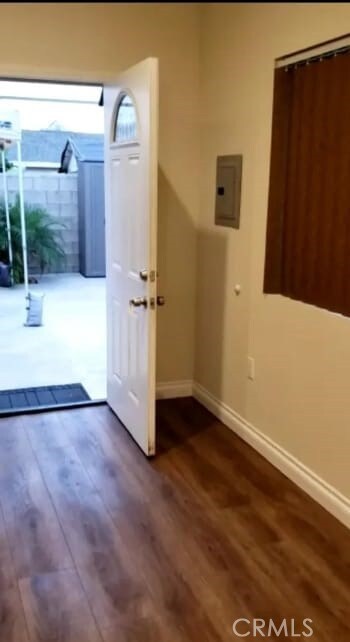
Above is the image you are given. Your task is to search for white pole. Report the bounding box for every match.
[1,149,13,282]
[16,141,29,303]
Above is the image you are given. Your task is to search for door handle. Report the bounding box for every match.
[130,297,147,308]
[157,295,165,306]
[139,270,148,281]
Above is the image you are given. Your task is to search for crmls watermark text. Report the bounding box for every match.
[232,619,314,637]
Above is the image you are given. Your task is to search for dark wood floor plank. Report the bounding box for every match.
[0,415,32,461]
[159,399,350,572]
[70,407,245,635]
[54,408,243,638]
[0,587,30,642]
[24,410,72,453]
[159,405,295,570]
[58,407,147,516]
[30,435,152,631]
[151,455,304,633]
[192,413,350,588]
[76,406,308,638]
[19,569,102,642]
[0,503,30,642]
[269,488,350,583]
[154,400,350,637]
[253,540,350,642]
[0,399,349,642]
[0,417,73,580]
[0,501,16,592]
[35,409,225,640]
[100,619,176,642]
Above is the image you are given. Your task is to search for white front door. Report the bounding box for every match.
[104,58,158,456]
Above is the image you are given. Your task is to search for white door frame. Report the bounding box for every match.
[0,66,157,417]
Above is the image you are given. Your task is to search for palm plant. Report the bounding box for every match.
[0,195,66,283]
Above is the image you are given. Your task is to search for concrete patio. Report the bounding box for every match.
[0,273,106,401]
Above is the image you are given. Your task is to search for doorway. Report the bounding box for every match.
[0,78,107,412]
[0,59,159,459]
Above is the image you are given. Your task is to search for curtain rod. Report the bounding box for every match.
[275,34,350,69]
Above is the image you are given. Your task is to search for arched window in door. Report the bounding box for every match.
[114,93,138,143]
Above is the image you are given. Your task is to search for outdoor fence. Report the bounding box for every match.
[6,170,79,273]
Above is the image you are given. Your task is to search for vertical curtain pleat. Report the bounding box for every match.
[264,52,350,317]
[263,68,293,293]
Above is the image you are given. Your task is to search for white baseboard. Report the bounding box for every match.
[193,382,350,530]
[156,380,193,399]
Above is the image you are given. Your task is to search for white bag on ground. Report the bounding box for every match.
[25,291,44,327]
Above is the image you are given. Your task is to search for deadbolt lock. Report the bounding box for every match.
[139,270,158,282]
[148,296,165,309]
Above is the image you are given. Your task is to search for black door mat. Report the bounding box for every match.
[0,384,90,411]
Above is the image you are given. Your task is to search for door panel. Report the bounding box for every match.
[104,58,158,456]
[111,300,122,382]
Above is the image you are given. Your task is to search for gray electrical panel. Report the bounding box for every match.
[215,154,242,228]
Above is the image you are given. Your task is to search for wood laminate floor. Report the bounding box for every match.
[0,398,349,641]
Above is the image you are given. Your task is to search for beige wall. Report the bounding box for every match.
[196,3,350,498]
[0,2,200,383]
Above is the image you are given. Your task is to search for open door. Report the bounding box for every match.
[104,58,158,456]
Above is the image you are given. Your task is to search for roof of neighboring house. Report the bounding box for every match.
[7,129,103,166]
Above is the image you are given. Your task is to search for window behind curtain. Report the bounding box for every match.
[264,50,350,317]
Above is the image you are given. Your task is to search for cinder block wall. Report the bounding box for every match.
[6,171,79,273]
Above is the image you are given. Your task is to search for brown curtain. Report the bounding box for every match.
[264,52,350,317]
